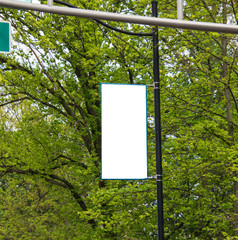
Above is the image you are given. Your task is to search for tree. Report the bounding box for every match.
[0,1,157,239]
[159,0,238,238]
[1,0,238,239]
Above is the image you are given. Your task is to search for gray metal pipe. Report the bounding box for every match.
[47,0,53,6]
[0,0,238,34]
[177,0,183,20]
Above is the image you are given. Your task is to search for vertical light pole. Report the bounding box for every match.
[152,1,164,240]
[177,0,184,20]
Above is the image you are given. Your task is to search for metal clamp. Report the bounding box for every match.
[149,174,163,181]
[153,82,159,89]
[156,174,163,181]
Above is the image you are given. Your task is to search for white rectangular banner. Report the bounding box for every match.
[101,83,148,180]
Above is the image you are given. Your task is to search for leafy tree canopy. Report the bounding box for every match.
[1,0,238,239]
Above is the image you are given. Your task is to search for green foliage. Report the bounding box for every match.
[1,0,238,239]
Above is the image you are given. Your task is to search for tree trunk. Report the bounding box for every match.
[222,0,237,234]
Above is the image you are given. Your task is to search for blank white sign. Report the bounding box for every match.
[101,83,147,179]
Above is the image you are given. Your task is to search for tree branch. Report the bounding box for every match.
[3,166,95,227]
[0,97,30,107]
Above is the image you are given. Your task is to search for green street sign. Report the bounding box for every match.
[0,21,10,53]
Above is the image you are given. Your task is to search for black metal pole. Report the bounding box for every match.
[152,1,164,240]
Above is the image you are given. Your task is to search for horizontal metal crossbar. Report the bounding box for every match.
[0,0,238,34]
